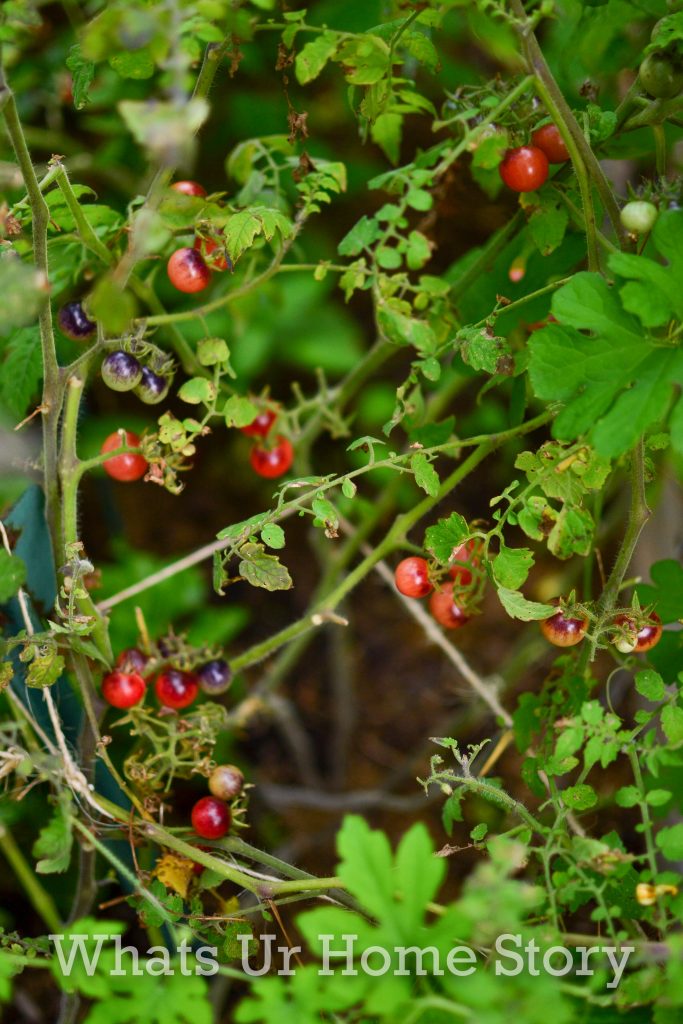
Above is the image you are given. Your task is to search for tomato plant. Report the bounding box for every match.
[1,1,683,1022]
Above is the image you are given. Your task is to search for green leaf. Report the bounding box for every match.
[312,495,339,532]
[334,815,396,919]
[0,258,46,335]
[492,545,533,590]
[497,587,555,621]
[656,823,683,861]
[405,230,431,271]
[646,789,672,807]
[0,326,43,421]
[224,395,259,428]
[635,669,666,702]
[424,512,469,564]
[529,268,683,457]
[261,524,285,549]
[608,212,683,327]
[33,793,73,874]
[295,30,340,84]
[615,786,640,808]
[197,337,229,366]
[411,452,439,496]
[394,822,445,931]
[119,98,209,167]
[66,45,95,108]
[238,542,292,591]
[27,651,65,688]
[563,784,597,811]
[470,822,488,841]
[0,549,27,601]
[527,194,569,256]
[661,704,683,745]
[89,277,137,335]
[109,49,155,79]
[338,216,381,256]
[341,478,357,499]
[178,377,215,405]
[458,325,511,375]
[377,302,436,353]
[636,560,683,624]
[371,112,403,164]
[224,207,293,262]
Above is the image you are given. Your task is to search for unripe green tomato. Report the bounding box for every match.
[620,200,658,234]
[640,51,683,99]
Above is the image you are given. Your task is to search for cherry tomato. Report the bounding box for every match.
[612,612,662,653]
[101,431,148,482]
[499,146,549,193]
[167,248,211,294]
[620,201,658,235]
[540,608,588,647]
[429,582,471,630]
[101,670,146,709]
[58,301,96,342]
[171,180,207,197]
[531,124,570,163]
[115,648,149,675]
[197,659,233,695]
[155,669,199,710]
[191,796,231,839]
[194,235,231,272]
[640,51,683,100]
[101,351,143,392]
[209,764,244,801]
[448,540,480,586]
[135,366,171,405]
[394,557,433,598]
[250,436,294,479]
[240,409,277,438]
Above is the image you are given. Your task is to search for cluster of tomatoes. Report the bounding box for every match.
[102,645,243,843]
[166,180,232,295]
[394,544,663,656]
[540,605,663,653]
[499,122,569,194]
[240,407,294,479]
[97,412,294,484]
[394,540,481,630]
[101,349,174,405]
[191,762,244,842]
[101,646,233,710]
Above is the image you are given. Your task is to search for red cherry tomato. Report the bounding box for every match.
[531,124,570,163]
[155,669,199,710]
[167,248,211,294]
[240,409,277,438]
[499,146,549,192]
[191,796,231,839]
[540,608,588,647]
[448,540,480,586]
[249,436,294,479]
[101,431,148,482]
[194,235,230,272]
[394,557,433,598]
[102,670,146,709]
[171,180,207,197]
[612,612,662,653]
[429,583,471,630]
